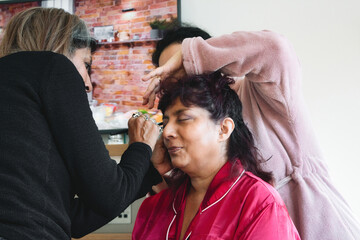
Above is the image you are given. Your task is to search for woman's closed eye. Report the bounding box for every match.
[85,62,91,75]
[178,117,191,122]
[177,113,194,123]
[161,117,191,128]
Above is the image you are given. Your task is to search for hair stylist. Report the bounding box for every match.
[0,7,162,240]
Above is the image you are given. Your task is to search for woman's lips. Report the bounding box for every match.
[167,146,182,154]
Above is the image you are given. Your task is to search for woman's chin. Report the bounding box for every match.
[171,159,188,170]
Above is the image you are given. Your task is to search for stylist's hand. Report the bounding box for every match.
[128,113,160,151]
[142,50,186,109]
[151,135,172,175]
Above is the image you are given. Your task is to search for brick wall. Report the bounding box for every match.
[0,0,177,112]
[75,0,178,112]
[0,2,40,41]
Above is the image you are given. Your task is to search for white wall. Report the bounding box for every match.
[41,0,74,13]
[181,0,360,219]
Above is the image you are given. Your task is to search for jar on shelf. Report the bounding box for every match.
[114,30,119,42]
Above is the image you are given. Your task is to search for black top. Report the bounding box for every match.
[0,51,161,239]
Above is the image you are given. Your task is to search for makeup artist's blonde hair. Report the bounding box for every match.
[0,7,94,58]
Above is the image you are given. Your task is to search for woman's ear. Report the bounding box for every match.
[218,117,235,142]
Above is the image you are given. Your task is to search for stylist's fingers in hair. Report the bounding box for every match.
[142,67,165,82]
[143,50,184,81]
[146,91,156,109]
[128,114,160,150]
[143,78,161,108]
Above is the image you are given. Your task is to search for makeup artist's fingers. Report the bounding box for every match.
[128,114,160,150]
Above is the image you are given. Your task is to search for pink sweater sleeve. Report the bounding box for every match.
[182,30,303,120]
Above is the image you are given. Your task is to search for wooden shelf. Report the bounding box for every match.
[105,143,128,156]
[72,233,131,240]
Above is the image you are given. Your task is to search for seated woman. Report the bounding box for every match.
[133,73,300,240]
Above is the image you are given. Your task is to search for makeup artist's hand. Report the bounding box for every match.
[142,50,186,109]
[128,113,160,151]
[151,135,172,175]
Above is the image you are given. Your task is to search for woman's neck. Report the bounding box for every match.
[188,159,226,194]
[189,174,215,195]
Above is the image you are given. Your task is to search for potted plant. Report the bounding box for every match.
[149,17,178,39]
[149,18,166,39]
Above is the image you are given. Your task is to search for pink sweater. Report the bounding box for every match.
[182,30,360,240]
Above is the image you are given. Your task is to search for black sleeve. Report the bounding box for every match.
[70,197,110,238]
[135,163,162,199]
[39,53,156,219]
[70,143,162,238]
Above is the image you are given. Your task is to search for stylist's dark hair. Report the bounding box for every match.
[158,73,273,186]
[152,25,211,66]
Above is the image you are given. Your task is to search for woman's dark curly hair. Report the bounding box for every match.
[158,73,273,187]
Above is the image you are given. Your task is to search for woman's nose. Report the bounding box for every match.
[162,122,176,139]
[84,74,93,92]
